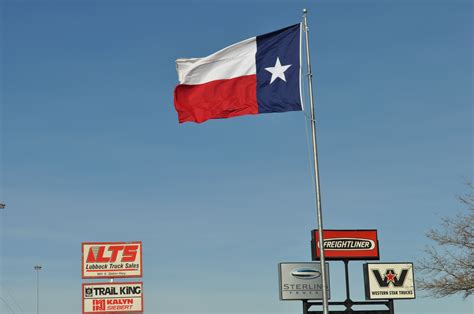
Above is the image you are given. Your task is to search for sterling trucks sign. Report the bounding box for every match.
[82,282,143,313]
[278,262,330,300]
[82,241,142,279]
[312,230,379,260]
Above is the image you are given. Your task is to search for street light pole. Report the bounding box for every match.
[34,265,42,314]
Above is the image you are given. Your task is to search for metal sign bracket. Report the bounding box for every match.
[302,260,395,314]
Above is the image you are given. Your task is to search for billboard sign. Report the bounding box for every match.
[364,263,415,300]
[278,262,330,300]
[82,282,144,313]
[311,229,379,260]
[82,241,142,279]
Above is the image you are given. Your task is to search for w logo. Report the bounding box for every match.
[372,269,408,287]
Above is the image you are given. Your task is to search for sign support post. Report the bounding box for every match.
[343,260,352,311]
[303,300,309,314]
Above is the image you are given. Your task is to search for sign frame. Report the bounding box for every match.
[82,281,144,314]
[363,262,416,300]
[278,262,330,301]
[82,241,143,279]
[311,229,380,261]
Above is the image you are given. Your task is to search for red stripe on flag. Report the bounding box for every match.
[174,75,258,123]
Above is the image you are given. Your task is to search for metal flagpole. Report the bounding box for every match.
[302,8,329,314]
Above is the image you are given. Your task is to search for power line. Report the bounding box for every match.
[0,283,24,314]
[0,295,15,314]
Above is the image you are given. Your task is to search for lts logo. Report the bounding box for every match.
[372,269,409,287]
[86,244,139,263]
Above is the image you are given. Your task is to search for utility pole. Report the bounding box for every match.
[34,265,42,314]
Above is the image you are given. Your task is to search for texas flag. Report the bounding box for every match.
[174,24,302,123]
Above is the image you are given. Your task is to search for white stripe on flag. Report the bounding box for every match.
[176,37,257,85]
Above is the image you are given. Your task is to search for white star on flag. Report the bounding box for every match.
[265,57,292,84]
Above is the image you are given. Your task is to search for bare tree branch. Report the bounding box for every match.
[416,183,474,299]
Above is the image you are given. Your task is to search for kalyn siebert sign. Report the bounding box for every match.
[364,263,415,300]
[82,241,142,279]
[278,262,330,300]
[311,229,379,260]
[82,282,143,313]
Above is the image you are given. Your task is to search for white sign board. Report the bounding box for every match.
[82,241,142,279]
[82,282,143,313]
[364,262,415,299]
[278,262,330,300]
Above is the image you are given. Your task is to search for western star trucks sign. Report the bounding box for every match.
[364,262,416,300]
[82,241,142,279]
[311,230,379,260]
[82,282,143,313]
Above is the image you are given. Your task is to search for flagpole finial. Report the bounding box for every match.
[303,8,308,14]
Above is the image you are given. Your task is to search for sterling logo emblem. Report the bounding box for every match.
[291,268,321,279]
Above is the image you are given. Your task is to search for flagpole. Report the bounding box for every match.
[302,8,329,314]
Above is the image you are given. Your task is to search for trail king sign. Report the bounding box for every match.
[82,282,143,313]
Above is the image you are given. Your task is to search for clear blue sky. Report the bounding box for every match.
[1,0,472,313]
